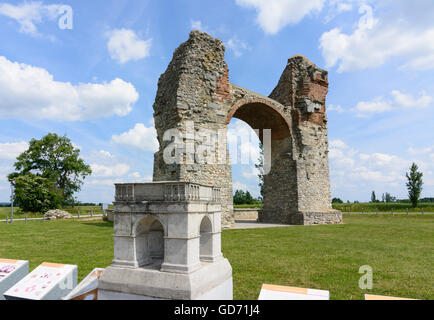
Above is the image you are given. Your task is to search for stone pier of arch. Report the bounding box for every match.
[152,30,342,228]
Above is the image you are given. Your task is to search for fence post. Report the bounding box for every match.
[362,208,364,214]
[78,209,80,219]
[392,208,394,216]
[376,208,378,216]
[25,215,28,224]
[43,215,45,223]
[6,216,9,224]
[406,208,409,216]
[91,210,93,218]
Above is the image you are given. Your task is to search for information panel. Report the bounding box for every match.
[0,259,29,300]
[4,262,77,300]
[258,284,329,300]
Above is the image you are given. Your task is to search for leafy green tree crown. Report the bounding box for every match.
[8,133,92,209]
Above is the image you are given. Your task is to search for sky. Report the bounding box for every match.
[0,0,433,203]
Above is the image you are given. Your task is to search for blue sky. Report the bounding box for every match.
[0,0,433,203]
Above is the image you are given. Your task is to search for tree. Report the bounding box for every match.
[385,192,391,203]
[406,163,423,208]
[332,197,343,204]
[233,190,246,205]
[245,191,253,205]
[255,142,264,202]
[8,133,92,208]
[371,191,376,203]
[233,189,259,205]
[382,192,395,203]
[13,174,63,213]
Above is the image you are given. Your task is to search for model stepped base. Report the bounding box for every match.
[98,258,233,300]
[259,210,342,225]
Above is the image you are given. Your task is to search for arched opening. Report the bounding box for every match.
[226,100,294,222]
[227,101,291,141]
[133,217,165,267]
[149,219,164,260]
[199,215,213,262]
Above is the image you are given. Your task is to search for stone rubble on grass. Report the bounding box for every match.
[44,209,73,220]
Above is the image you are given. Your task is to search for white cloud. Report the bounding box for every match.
[226,36,250,57]
[190,20,205,31]
[0,56,138,121]
[107,29,152,64]
[348,167,400,184]
[328,104,344,113]
[0,141,28,160]
[90,163,130,178]
[128,171,141,179]
[391,90,432,108]
[336,3,353,12]
[235,0,325,34]
[125,172,153,183]
[0,1,65,36]
[352,90,432,117]
[84,150,116,165]
[242,166,260,180]
[407,147,433,155]
[359,153,408,171]
[143,175,153,182]
[111,123,159,152]
[353,99,393,116]
[233,181,248,191]
[320,1,434,72]
[87,179,117,186]
[329,139,348,149]
[328,143,355,168]
[91,150,114,160]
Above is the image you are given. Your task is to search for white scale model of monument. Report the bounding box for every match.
[98,181,233,300]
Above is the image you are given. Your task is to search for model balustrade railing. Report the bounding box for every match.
[115,182,221,203]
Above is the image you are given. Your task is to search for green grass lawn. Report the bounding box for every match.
[0,215,432,300]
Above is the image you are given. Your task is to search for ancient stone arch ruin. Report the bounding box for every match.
[152,31,341,228]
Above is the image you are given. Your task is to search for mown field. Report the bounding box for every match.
[333,202,434,213]
[0,214,432,300]
[2,203,431,219]
[234,202,434,212]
